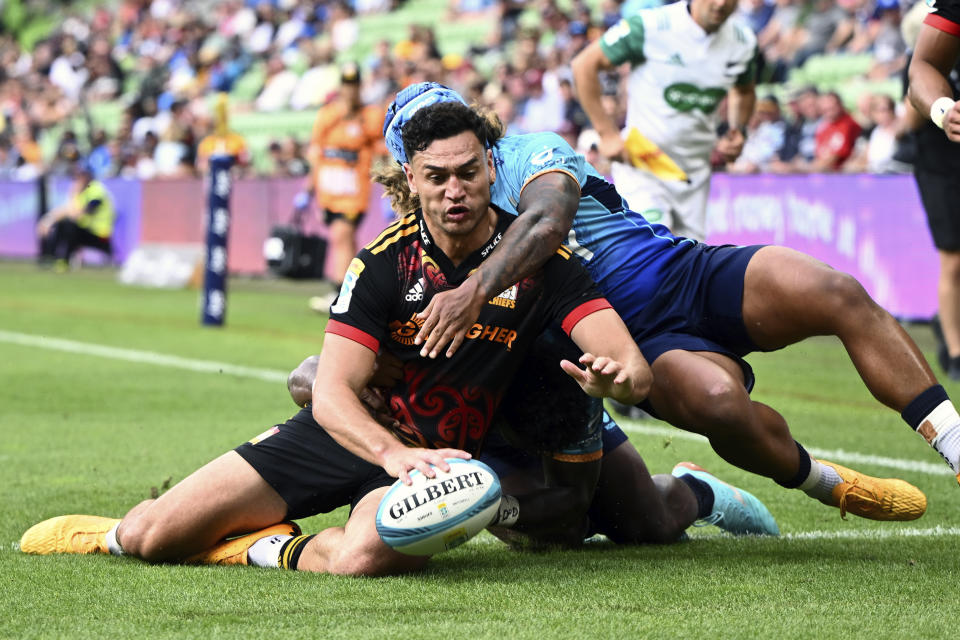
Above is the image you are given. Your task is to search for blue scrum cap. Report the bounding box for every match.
[382,82,469,164]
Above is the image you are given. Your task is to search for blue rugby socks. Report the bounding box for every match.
[676,474,715,520]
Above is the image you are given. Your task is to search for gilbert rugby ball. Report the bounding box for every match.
[375,458,502,556]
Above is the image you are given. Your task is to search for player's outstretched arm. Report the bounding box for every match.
[564,308,652,405]
[716,84,755,163]
[312,334,470,485]
[415,171,580,359]
[571,40,624,161]
[909,24,960,142]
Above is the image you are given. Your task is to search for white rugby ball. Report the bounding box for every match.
[376,458,502,556]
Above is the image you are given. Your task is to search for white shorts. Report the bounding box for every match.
[610,161,712,241]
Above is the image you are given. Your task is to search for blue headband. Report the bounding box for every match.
[382,82,469,164]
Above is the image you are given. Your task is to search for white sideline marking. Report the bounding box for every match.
[473,525,960,546]
[781,525,960,541]
[1,329,951,477]
[0,329,287,383]
[620,422,953,477]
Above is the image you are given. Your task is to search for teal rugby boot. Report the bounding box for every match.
[672,462,780,536]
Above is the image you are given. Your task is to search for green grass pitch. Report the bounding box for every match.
[2,262,960,639]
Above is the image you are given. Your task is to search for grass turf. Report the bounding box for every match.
[2,262,959,639]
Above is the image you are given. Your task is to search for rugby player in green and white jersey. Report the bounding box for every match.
[572,0,757,241]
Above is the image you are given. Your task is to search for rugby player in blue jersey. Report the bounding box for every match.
[379,82,954,522]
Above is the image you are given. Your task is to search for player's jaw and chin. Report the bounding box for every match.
[690,0,738,32]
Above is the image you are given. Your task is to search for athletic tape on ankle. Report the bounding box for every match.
[931,97,956,130]
[492,495,520,528]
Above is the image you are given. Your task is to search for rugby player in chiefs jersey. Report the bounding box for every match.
[23,90,779,576]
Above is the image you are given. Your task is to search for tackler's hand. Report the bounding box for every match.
[415,277,485,359]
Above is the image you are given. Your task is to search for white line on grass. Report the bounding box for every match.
[620,423,952,476]
[472,525,960,545]
[1,329,951,477]
[0,329,287,383]
[781,525,960,540]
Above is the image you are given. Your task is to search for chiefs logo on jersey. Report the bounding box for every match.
[389,314,425,345]
[488,284,518,309]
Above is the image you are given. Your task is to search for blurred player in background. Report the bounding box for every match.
[36,163,115,271]
[302,62,385,312]
[571,0,757,241]
[907,0,960,379]
[392,83,950,524]
[196,93,248,171]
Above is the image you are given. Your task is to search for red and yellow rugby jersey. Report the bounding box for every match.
[324,207,612,455]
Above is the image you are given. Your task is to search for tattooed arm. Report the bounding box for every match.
[414,171,581,358]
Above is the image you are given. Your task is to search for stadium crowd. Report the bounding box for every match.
[0,0,927,181]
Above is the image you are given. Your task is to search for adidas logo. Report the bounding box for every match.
[667,53,684,66]
[405,278,424,302]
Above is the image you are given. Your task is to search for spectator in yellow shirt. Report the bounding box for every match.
[37,164,115,271]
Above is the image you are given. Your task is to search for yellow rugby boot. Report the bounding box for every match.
[20,515,119,555]
[184,522,301,566]
[818,460,927,521]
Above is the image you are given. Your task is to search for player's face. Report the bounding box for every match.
[404,131,496,242]
[690,0,738,32]
[340,82,361,109]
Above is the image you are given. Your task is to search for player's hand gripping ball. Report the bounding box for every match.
[376,459,502,556]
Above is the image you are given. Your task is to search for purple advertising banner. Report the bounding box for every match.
[0,180,40,257]
[706,173,937,320]
[0,173,940,318]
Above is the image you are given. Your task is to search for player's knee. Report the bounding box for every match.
[687,376,748,427]
[117,517,166,562]
[815,270,875,318]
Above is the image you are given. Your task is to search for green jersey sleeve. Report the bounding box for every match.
[599,15,646,66]
[735,44,759,87]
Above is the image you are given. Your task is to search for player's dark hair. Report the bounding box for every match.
[373,103,505,215]
[496,332,597,455]
[401,101,500,163]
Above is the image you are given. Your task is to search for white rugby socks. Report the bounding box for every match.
[105,522,125,556]
[915,400,960,474]
[797,458,843,503]
[247,533,293,568]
